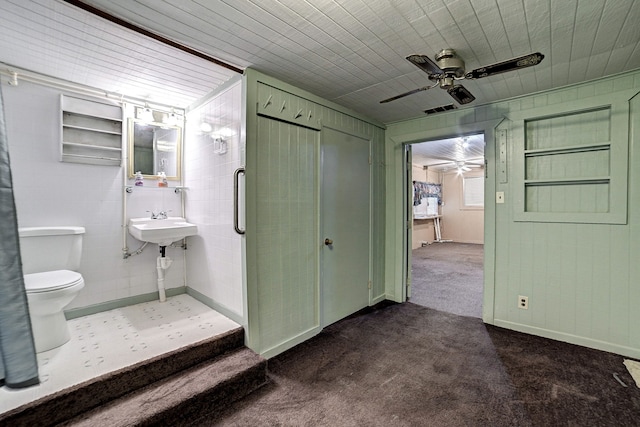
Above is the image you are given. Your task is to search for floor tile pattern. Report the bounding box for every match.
[0,294,239,414]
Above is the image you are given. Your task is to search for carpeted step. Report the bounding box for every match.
[60,347,267,426]
[0,327,246,427]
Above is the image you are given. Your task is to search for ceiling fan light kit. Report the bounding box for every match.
[381,49,544,106]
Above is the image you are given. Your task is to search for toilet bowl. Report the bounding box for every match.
[24,270,85,353]
[18,226,86,353]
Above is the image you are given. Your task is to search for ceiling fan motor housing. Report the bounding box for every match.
[435,48,465,78]
[439,76,455,88]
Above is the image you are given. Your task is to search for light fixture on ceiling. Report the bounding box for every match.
[456,161,471,175]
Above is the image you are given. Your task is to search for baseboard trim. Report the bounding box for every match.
[185,287,244,326]
[64,287,186,319]
[371,294,387,305]
[259,326,321,359]
[493,319,640,360]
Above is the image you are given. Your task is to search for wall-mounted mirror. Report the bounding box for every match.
[128,115,182,181]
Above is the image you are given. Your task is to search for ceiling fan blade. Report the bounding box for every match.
[427,161,456,167]
[465,52,544,79]
[466,157,485,165]
[407,54,443,76]
[447,85,475,104]
[380,85,435,104]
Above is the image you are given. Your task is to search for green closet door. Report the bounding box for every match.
[321,127,371,327]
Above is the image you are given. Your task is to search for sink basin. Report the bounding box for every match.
[128,217,197,246]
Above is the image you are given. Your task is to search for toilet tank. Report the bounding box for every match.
[18,226,85,274]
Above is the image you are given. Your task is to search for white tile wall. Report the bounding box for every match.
[184,79,244,318]
[3,80,185,309]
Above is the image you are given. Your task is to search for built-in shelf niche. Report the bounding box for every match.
[512,89,634,225]
[523,107,611,214]
[61,95,123,166]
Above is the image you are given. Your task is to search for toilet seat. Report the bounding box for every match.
[24,270,84,293]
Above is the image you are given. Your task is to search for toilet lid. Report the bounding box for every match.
[24,270,84,293]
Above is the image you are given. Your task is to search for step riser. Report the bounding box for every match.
[61,348,267,426]
[1,328,245,427]
[145,362,267,426]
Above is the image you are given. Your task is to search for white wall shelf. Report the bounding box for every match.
[61,95,123,166]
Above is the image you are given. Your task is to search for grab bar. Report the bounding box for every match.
[233,167,245,235]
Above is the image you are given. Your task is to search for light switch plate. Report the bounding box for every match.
[496,192,505,204]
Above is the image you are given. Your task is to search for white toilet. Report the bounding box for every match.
[18,226,86,353]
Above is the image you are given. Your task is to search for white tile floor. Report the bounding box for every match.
[0,294,240,414]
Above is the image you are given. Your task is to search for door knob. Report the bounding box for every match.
[324,238,333,246]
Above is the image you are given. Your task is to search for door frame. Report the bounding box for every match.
[393,118,503,324]
[319,124,373,328]
[405,134,486,315]
[404,144,413,299]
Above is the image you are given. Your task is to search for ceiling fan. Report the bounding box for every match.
[381,49,544,105]
[428,158,484,172]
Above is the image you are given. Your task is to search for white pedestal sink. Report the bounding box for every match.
[128,217,197,246]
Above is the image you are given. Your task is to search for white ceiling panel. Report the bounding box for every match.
[0,0,239,108]
[0,0,638,123]
[412,133,485,170]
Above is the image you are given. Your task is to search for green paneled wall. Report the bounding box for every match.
[244,69,386,357]
[255,117,319,348]
[386,70,640,359]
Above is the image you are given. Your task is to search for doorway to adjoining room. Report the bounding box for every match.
[408,133,485,318]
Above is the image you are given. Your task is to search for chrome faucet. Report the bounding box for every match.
[148,210,170,220]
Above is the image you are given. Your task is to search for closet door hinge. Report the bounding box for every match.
[368,155,372,165]
[368,280,372,289]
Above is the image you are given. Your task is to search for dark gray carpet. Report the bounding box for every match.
[410,242,483,318]
[205,302,528,426]
[488,325,640,426]
[193,303,639,426]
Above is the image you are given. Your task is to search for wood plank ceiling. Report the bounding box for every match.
[0,0,639,123]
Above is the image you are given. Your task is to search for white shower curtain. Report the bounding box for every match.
[0,84,39,388]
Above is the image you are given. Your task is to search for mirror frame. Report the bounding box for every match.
[128,118,183,181]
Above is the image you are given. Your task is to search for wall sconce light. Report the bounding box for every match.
[213,137,227,155]
[163,109,179,126]
[137,104,155,123]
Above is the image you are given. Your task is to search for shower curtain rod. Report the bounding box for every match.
[62,0,244,75]
[0,64,182,111]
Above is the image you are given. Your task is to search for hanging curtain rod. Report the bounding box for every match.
[62,0,244,75]
[0,62,183,111]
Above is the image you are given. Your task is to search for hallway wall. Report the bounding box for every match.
[440,170,484,244]
[386,70,640,359]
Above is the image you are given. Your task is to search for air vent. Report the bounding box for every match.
[423,104,457,115]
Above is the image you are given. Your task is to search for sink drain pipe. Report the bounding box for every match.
[156,245,172,302]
